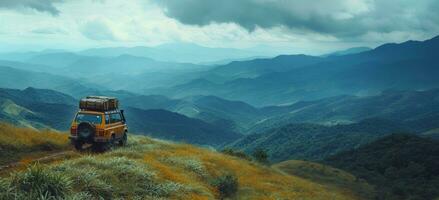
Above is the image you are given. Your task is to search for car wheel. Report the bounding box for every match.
[119,133,127,146]
[74,140,84,151]
[92,142,112,152]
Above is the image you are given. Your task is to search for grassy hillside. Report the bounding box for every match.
[325,134,439,200]
[0,123,365,200]
[0,123,69,165]
[273,160,375,200]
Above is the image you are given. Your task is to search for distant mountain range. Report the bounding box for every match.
[251,88,439,134]
[322,47,371,57]
[0,66,101,98]
[0,43,265,64]
[1,36,438,107]
[0,53,210,95]
[81,87,439,136]
[148,35,439,106]
[120,87,439,136]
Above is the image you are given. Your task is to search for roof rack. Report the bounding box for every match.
[79,96,119,111]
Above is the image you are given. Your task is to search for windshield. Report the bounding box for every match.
[75,113,103,125]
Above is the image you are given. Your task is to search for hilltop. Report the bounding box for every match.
[325,134,439,200]
[0,123,367,200]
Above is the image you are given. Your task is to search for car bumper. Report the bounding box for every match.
[69,136,111,142]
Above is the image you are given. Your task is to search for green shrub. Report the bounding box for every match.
[11,165,72,199]
[212,174,238,199]
[51,166,112,199]
[51,155,184,198]
[221,148,252,161]
[252,148,269,164]
[64,192,93,200]
[0,178,14,200]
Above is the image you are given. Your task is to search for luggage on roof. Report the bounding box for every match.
[79,96,119,111]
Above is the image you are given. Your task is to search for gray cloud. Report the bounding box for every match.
[154,0,439,39]
[31,27,66,34]
[0,0,63,16]
[80,19,117,41]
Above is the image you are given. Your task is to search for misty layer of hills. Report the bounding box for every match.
[0,36,439,199]
[1,35,439,107]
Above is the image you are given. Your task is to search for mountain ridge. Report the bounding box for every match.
[155,35,439,106]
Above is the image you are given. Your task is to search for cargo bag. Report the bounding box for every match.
[79,96,119,111]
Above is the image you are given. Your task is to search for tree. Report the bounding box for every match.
[252,148,269,164]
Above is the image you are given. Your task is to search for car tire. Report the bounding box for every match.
[103,135,115,151]
[74,140,84,151]
[119,132,127,146]
[77,122,95,143]
[92,141,112,152]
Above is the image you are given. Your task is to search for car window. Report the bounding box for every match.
[75,113,102,125]
[110,113,122,123]
[105,114,110,124]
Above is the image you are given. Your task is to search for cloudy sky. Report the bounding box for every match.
[0,0,438,55]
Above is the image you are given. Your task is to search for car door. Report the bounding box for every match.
[105,114,115,139]
[110,113,124,138]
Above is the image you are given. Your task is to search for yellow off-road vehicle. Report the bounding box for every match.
[69,96,128,151]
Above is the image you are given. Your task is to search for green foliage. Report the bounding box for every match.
[229,118,407,162]
[325,134,439,200]
[0,178,14,200]
[212,174,238,199]
[54,167,112,199]
[51,156,180,198]
[252,148,269,164]
[221,148,251,161]
[0,154,188,200]
[10,165,72,199]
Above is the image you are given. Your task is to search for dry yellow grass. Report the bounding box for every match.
[0,122,69,165]
[0,123,369,199]
[115,138,367,200]
[0,122,68,149]
[273,160,375,200]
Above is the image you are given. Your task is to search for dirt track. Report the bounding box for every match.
[0,151,77,172]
